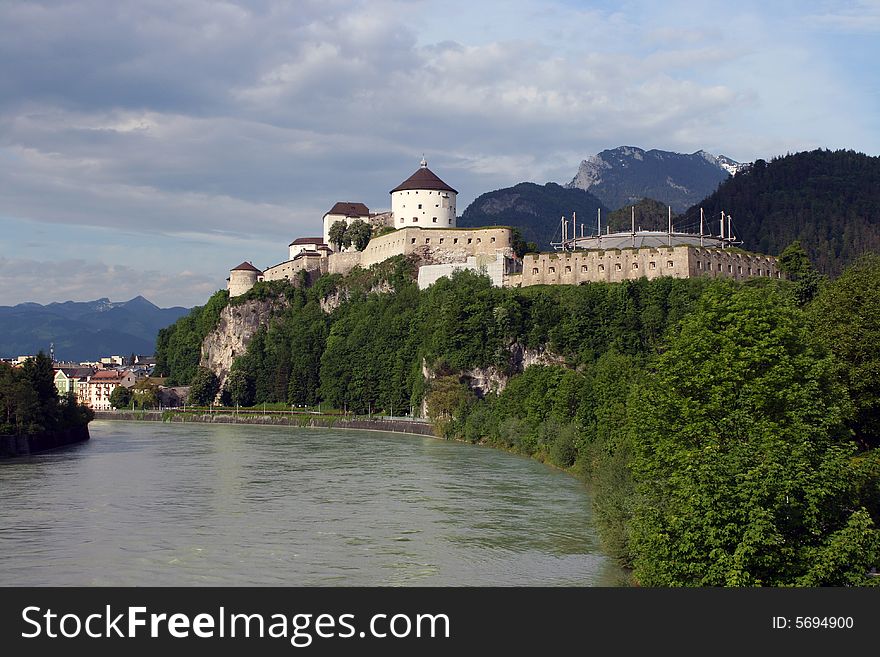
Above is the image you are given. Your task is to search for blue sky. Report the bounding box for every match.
[1,0,877,307]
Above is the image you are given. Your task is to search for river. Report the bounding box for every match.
[0,420,624,586]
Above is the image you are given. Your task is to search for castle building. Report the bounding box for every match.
[226,156,781,298]
[391,157,457,229]
[227,261,263,297]
[322,202,371,250]
[289,237,329,261]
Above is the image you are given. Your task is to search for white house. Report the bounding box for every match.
[289,237,328,261]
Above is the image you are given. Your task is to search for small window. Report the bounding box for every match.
[581,265,588,272]
[490,237,496,243]
[717,264,722,272]
[453,238,458,244]
[476,238,481,244]
[748,268,752,275]
[598,264,605,272]
[467,238,472,244]
[411,238,416,244]
[738,266,742,273]
[650,261,656,269]
[776,271,781,279]
[432,217,437,223]
[757,269,762,276]
[435,204,439,208]
[439,238,444,244]
[418,204,422,209]
[532,268,539,274]
[548,266,556,273]
[412,217,417,222]
[667,261,674,268]
[632,263,639,270]
[697,261,702,269]
[426,238,430,244]
[399,218,404,224]
[728,264,732,272]
[565,266,571,273]
[615,263,622,271]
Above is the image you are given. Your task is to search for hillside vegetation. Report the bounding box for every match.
[155,253,880,586]
[684,149,880,276]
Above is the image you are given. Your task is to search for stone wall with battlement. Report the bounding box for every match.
[262,254,328,283]
[518,246,781,287]
[358,226,515,270]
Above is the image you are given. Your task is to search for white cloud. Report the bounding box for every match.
[0,256,217,308]
[0,0,876,305]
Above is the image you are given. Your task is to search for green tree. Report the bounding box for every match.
[188,367,220,405]
[328,220,351,251]
[225,369,255,407]
[109,385,132,409]
[627,283,879,586]
[779,240,823,305]
[347,219,372,251]
[808,254,880,448]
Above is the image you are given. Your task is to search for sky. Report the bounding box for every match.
[1,0,878,308]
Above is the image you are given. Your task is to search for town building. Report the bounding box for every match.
[54,367,95,401]
[85,370,137,411]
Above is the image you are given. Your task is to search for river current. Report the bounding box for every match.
[0,420,623,586]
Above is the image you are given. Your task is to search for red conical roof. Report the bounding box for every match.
[231,261,262,273]
[390,160,457,194]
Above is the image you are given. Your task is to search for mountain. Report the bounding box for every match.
[0,296,190,361]
[566,146,745,212]
[679,149,880,276]
[458,182,608,250]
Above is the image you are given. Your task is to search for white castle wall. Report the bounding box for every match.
[417,253,510,289]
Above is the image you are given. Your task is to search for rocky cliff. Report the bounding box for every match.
[566,146,742,212]
[200,297,289,391]
[424,342,568,402]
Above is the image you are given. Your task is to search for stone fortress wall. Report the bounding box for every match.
[261,226,516,284]
[519,245,780,287]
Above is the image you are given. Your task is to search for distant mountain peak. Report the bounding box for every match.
[566,146,748,212]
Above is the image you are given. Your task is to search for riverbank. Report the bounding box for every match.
[0,424,90,458]
[94,410,436,437]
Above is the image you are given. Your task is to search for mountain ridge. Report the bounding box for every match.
[566,146,746,212]
[0,296,190,361]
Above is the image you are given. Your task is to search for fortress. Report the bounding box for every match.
[227,159,781,296]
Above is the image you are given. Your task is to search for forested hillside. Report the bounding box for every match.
[682,149,880,276]
[459,182,607,250]
[155,254,880,586]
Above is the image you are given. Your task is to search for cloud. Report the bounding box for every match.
[0,0,876,306]
[802,0,880,33]
[0,256,217,308]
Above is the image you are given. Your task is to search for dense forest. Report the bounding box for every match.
[156,251,880,586]
[0,353,94,435]
[684,149,880,276]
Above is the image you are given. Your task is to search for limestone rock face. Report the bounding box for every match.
[423,343,568,402]
[200,297,288,392]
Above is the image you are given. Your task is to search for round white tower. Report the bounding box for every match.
[390,157,458,229]
[228,261,262,297]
